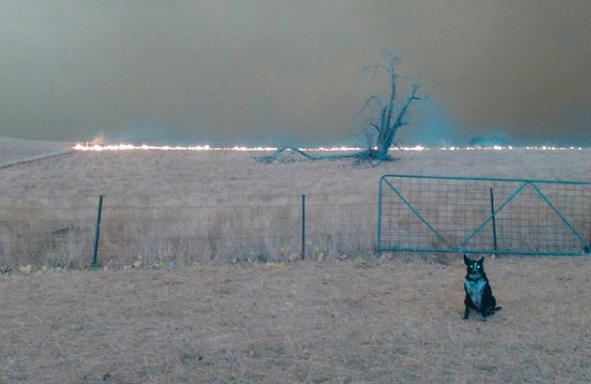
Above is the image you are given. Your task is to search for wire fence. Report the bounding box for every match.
[0,193,378,267]
[3,175,589,268]
[378,175,591,255]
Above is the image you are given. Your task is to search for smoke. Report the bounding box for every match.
[105,121,201,146]
[0,1,589,147]
[396,96,465,147]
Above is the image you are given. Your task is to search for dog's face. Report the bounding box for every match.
[464,255,484,279]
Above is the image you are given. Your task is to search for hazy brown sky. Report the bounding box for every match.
[1,0,589,145]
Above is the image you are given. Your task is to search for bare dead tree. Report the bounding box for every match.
[359,54,421,161]
[256,54,420,164]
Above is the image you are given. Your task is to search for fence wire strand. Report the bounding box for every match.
[0,194,378,266]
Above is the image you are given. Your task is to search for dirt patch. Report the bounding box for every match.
[1,256,590,383]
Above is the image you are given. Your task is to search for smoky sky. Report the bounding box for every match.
[1,0,590,146]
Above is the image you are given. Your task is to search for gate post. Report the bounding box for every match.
[377,177,383,251]
[91,195,104,268]
[490,188,498,252]
[301,194,306,260]
[587,193,591,253]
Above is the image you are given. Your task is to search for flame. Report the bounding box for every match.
[72,142,584,152]
[73,143,428,152]
[73,143,212,151]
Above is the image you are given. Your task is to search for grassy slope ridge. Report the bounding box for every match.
[0,136,73,168]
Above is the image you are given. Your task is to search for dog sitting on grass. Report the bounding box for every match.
[463,255,502,321]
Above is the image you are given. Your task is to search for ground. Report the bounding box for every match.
[1,256,590,383]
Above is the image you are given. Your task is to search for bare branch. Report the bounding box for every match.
[388,84,420,141]
[369,122,380,132]
[362,64,392,80]
[359,95,379,116]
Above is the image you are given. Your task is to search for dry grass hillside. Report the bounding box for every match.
[1,146,590,197]
[0,144,590,266]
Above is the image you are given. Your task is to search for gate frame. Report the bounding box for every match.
[377,174,591,256]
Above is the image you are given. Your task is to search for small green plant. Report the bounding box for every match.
[151,260,168,269]
[354,255,368,266]
[18,265,32,275]
[313,246,325,261]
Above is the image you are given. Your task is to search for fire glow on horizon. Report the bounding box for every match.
[73,143,585,152]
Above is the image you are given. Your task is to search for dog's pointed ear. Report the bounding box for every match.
[477,257,484,264]
[463,255,470,265]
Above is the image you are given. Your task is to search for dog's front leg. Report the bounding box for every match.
[463,298,470,319]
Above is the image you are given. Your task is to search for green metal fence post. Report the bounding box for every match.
[587,194,591,253]
[91,195,104,268]
[301,194,306,260]
[490,188,498,252]
[377,177,383,251]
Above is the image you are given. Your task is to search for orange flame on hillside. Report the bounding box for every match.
[72,142,584,152]
[73,143,370,152]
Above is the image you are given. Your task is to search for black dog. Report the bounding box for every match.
[463,255,502,321]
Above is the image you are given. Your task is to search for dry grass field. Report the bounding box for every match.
[2,145,590,198]
[1,143,589,266]
[1,257,590,383]
[1,137,591,383]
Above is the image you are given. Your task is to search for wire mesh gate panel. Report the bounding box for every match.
[378,175,591,255]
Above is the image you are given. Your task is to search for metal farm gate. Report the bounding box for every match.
[377,175,591,255]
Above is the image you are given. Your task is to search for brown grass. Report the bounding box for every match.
[1,147,590,266]
[1,256,590,383]
[2,148,590,198]
[1,142,590,382]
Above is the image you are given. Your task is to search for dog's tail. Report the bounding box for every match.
[494,306,502,311]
